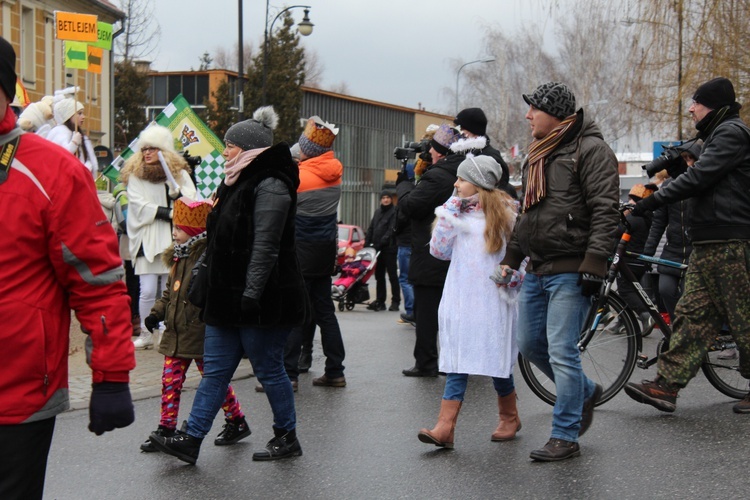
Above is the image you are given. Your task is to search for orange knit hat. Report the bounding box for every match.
[173,198,212,236]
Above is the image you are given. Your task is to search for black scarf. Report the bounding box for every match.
[695,102,742,140]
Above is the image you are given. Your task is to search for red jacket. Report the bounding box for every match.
[0,108,135,424]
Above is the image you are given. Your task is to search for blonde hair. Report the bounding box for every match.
[478,188,516,254]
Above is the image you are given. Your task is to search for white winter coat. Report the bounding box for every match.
[430,197,519,378]
[46,124,98,177]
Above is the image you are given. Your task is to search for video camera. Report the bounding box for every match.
[642,144,686,178]
[182,151,202,168]
[393,140,430,161]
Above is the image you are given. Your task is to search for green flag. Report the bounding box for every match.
[104,94,225,199]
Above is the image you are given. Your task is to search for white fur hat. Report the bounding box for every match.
[53,98,84,125]
[136,124,175,153]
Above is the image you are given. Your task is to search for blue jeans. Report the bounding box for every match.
[187,324,296,438]
[517,273,595,443]
[443,373,515,401]
[397,246,414,315]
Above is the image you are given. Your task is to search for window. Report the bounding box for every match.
[21,7,35,84]
[152,76,167,105]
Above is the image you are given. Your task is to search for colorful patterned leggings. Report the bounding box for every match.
[159,356,244,429]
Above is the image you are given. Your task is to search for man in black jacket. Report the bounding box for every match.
[625,77,750,415]
[365,188,400,311]
[397,124,462,377]
[454,107,509,188]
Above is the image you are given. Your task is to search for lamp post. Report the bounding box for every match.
[262,2,314,105]
[455,58,494,115]
[237,0,245,120]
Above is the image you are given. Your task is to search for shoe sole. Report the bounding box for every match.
[417,432,453,449]
[529,449,581,461]
[732,406,750,414]
[312,381,346,387]
[252,448,303,461]
[623,385,676,412]
[214,429,251,446]
[148,437,197,465]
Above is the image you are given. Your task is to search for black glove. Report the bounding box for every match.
[144,314,159,333]
[241,295,261,316]
[155,206,172,221]
[630,195,660,217]
[577,273,603,297]
[89,382,135,436]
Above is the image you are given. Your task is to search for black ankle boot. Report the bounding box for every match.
[214,416,252,446]
[150,429,203,465]
[252,427,303,461]
[141,425,175,453]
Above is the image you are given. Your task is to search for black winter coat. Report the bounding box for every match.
[643,178,692,276]
[202,143,310,328]
[365,203,397,253]
[397,153,463,287]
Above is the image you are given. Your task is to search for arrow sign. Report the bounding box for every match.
[64,41,88,69]
[88,53,101,66]
[87,46,103,74]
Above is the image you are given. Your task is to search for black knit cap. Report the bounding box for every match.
[0,37,16,101]
[454,107,488,136]
[693,77,736,110]
[523,82,576,120]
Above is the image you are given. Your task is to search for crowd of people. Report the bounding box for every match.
[3,30,750,499]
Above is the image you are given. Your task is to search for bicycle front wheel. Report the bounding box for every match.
[702,335,747,399]
[518,291,639,406]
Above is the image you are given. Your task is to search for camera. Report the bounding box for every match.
[642,146,683,178]
[182,151,202,168]
[393,140,429,161]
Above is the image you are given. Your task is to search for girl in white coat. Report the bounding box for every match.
[120,125,197,349]
[46,97,98,177]
[418,154,522,449]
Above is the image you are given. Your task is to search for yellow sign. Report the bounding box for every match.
[55,11,98,42]
[87,46,103,74]
[64,41,88,70]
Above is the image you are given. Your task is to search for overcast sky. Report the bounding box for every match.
[151,0,562,115]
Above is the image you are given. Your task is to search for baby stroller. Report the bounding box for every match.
[332,247,379,311]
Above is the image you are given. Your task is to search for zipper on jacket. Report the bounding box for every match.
[43,374,49,396]
[101,315,108,335]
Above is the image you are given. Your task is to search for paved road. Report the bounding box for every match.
[46,306,749,499]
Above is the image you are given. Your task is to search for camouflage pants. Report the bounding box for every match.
[658,241,750,388]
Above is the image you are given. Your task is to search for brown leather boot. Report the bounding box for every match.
[491,391,521,441]
[417,399,462,449]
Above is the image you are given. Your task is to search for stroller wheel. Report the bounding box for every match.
[338,301,345,312]
[345,302,355,311]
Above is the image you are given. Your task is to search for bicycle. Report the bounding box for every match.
[519,204,745,406]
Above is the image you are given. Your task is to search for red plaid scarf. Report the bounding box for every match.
[523,115,577,212]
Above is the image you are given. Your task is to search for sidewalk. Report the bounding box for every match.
[67,344,254,411]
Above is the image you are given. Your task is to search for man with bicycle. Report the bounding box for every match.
[499,82,620,461]
[625,77,750,414]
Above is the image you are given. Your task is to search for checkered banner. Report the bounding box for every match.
[104,94,225,199]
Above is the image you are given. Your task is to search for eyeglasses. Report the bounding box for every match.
[141,147,159,153]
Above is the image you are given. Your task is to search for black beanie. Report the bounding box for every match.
[0,37,16,101]
[693,77,735,110]
[454,108,487,136]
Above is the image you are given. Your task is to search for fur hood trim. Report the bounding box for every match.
[450,136,487,153]
[161,236,207,267]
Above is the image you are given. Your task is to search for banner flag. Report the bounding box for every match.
[103,94,225,199]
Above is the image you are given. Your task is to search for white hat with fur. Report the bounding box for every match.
[136,124,176,153]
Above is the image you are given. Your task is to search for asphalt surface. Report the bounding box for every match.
[47,305,750,500]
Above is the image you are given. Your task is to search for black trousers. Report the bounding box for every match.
[412,285,443,371]
[0,416,56,500]
[375,250,400,305]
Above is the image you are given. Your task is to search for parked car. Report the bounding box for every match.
[337,224,366,268]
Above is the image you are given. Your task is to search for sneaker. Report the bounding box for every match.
[214,416,252,446]
[149,430,203,465]
[255,379,298,393]
[133,331,153,350]
[718,348,738,360]
[312,374,347,387]
[388,303,400,312]
[529,438,581,462]
[579,383,603,437]
[733,393,750,414]
[252,431,303,461]
[398,313,416,326]
[624,378,678,412]
[141,426,175,452]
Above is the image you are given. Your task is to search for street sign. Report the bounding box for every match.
[87,46,103,74]
[55,11,98,42]
[64,41,88,69]
[92,22,113,51]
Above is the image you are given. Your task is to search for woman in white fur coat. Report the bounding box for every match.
[46,97,98,176]
[418,154,523,450]
[120,125,196,349]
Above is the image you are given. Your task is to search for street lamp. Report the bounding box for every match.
[455,58,494,115]
[262,3,314,105]
[237,0,245,120]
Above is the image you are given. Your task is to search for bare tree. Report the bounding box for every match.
[303,49,325,88]
[212,42,254,72]
[115,0,161,62]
